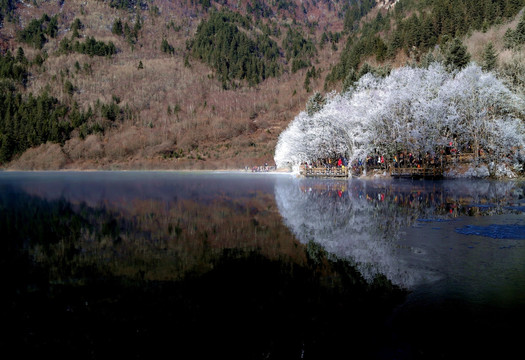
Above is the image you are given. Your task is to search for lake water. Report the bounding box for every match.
[1,171,524,359]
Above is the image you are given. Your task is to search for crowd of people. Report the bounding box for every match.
[302,149,462,177]
[297,143,507,177]
[303,157,349,169]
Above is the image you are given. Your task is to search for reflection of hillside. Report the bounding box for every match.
[1,172,381,286]
[276,178,525,289]
[0,174,407,360]
[0,185,304,282]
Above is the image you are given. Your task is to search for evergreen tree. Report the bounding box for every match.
[358,63,374,78]
[0,0,16,25]
[444,38,471,70]
[15,47,26,63]
[71,18,83,33]
[133,12,142,34]
[64,80,75,96]
[303,73,311,92]
[161,39,174,54]
[482,42,498,71]
[342,68,357,93]
[71,27,80,39]
[306,92,325,116]
[504,13,525,49]
[47,15,58,38]
[17,18,47,49]
[112,18,123,36]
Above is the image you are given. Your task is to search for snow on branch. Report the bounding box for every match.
[274,63,525,173]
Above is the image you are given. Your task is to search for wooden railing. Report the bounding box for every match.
[390,166,443,178]
[299,153,485,179]
[300,166,349,177]
[444,154,474,164]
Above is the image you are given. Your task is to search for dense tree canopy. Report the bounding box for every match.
[275,64,525,175]
[283,27,316,73]
[0,48,126,164]
[16,14,58,49]
[0,50,28,85]
[0,86,72,163]
[107,0,148,11]
[330,0,525,83]
[504,11,525,48]
[190,9,281,86]
[60,36,117,57]
[0,0,17,25]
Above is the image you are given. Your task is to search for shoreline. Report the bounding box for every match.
[1,168,523,181]
[0,167,295,175]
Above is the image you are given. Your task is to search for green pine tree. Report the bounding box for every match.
[112,18,123,36]
[306,92,325,116]
[15,47,25,63]
[342,68,357,93]
[482,42,498,71]
[358,62,374,78]
[444,38,471,70]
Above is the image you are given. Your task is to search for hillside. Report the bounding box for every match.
[0,0,524,170]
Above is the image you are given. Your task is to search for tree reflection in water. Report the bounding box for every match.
[2,173,524,359]
[275,178,525,289]
[0,173,407,360]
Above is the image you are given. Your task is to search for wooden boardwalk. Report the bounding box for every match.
[390,166,443,179]
[300,165,442,179]
[299,153,482,179]
[301,166,349,178]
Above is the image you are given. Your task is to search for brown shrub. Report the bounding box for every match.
[9,143,68,170]
[64,134,105,160]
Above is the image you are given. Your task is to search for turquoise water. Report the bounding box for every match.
[1,171,524,359]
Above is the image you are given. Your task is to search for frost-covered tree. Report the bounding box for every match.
[275,92,352,167]
[439,65,524,173]
[275,63,525,176]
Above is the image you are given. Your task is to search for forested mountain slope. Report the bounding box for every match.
[0,0,523,170]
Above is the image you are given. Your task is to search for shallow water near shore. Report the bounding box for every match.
[1,171,524,359]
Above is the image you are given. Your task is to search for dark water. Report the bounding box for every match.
[1,171,524,359]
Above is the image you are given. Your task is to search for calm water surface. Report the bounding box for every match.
[1,171,524,359]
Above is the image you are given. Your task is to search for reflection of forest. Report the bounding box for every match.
[1,180,406,359]
[1,175,389,290]
[1,187,304,282]
[276,178,525,289]
[299,179,524,217]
